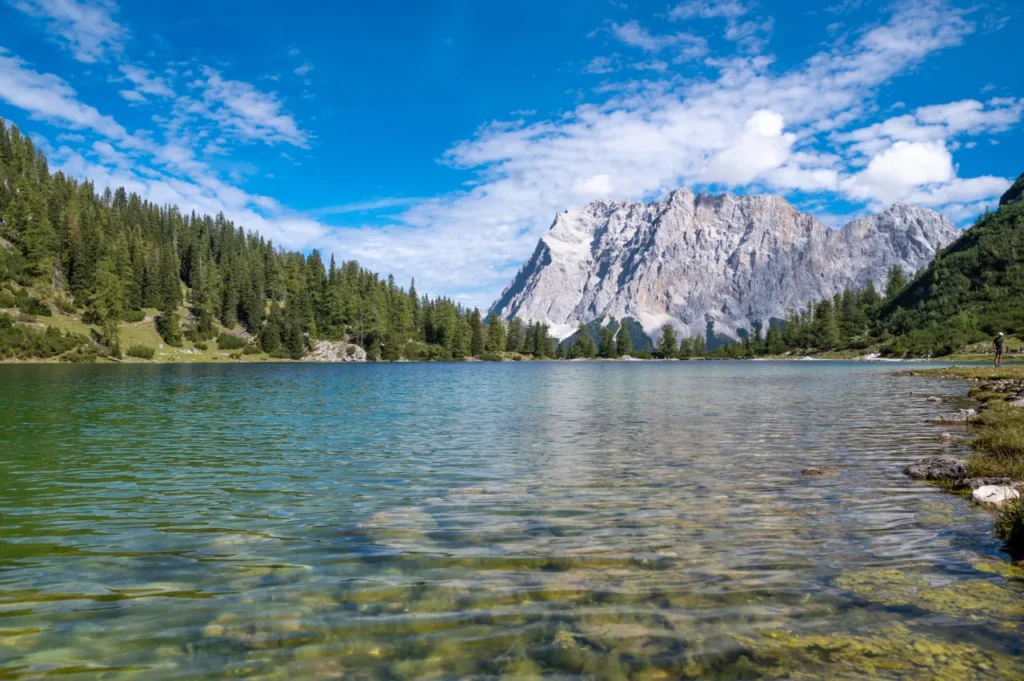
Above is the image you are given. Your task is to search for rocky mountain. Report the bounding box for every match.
[489,189,960,341]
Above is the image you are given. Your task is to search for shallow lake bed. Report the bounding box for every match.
[1,361,1021,679]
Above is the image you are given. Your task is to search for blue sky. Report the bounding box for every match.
[0,0,1020,309]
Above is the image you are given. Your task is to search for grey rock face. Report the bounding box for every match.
[490,189,959,340]
[904,456,968,481]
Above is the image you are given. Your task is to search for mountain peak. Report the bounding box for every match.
[491,189,959,341]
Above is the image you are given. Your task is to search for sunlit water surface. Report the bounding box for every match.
[1,361,1022,680]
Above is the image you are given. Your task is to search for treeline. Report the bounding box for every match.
[0,117,549,361]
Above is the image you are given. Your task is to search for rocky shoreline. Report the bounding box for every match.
[900,369,1024,561]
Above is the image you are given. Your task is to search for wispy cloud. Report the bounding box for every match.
[11,0,127,63]
[192,66,309,147]
[311,197,425,216]
[609,20,708,61]
[584,55,619,74]
[668,0,752,21]
[0,48,128,138]
[118,64,175,98]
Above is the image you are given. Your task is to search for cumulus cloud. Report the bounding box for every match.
[842,140,955,204]
[12,0,126,63]
[834,97,1024,158]
[702,110,794,185]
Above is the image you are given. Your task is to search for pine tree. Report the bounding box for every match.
[469,309,484,357]
[657,324,678,358]
[598,325,615,358]
[261,301,283,353]
[885,266,908,300]
[485,314,506,353]
[506,317,523,353]
[91,256,123,355]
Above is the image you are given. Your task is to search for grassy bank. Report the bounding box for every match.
[911,366,1024,562]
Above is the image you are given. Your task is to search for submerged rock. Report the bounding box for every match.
[801,467,841,478]
[926,396,943,403]
[938,432,954,443]
[952,477,1015,491]
[903,456,967,481]
[972,485,1021,509]
[929,409,977,425]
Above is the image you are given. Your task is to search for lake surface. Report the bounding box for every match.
[1,361,1023,680]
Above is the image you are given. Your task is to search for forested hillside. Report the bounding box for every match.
[877,173,1024,356]
[0,118,558,362]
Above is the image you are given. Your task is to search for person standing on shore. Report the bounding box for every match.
[994,332,1005,367]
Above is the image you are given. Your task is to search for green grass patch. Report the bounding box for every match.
[966,388,1014,403]
[911,366,1024,381]
[995,500,1024,562]
[217,333,246,350]
[965,403,1024,480]
[121,309,146,322]
[126,344,155,359]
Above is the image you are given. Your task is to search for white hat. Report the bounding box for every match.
[998,332,1004,336]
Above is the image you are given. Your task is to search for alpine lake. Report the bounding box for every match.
[1,361,1022,680]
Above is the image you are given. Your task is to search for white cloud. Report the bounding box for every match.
[311,197,424,216]
[294,63,313,77]
[631,59,669,72]
[609,21,708,61]
[915,98,1023,133]
[702,110,794,185]
[584,56,618,74]
[118,88,146,103]
[573,173,615,197]
[91,139,130,167]
[0,49,129,139]
[668,0,751,20]
[119,64,175,98]
[196,67,309,147]
[12,0,126,63]
[842,141,954,204]
[669,0,770,53]
[834,97,1024,158]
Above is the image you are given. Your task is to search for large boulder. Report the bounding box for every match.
[972,485,1020,509]
[801,466,841,478]
[304,340,367,362]
[904,456,968,481]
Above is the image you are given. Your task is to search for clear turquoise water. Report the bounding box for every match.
[0,361,1022,680]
